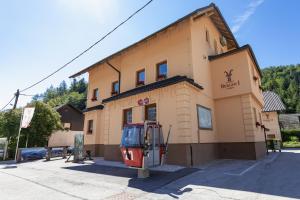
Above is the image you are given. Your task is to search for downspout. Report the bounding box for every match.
[106,61,121,93]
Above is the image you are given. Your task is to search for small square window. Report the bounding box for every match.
[197,105,212,130]
[157,61,167,81]
[112,81,119,95]
[136,69,145,86]
[123,108,132,126]
[87,120,93,134]
[92,88,99,101]
[145,104,156,121]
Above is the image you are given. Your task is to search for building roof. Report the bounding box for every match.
[262,91,286,112]
[208,44,262,77]
[82,76,203,112]
[103,75,203,103]
[55,103,83,114]
[70,3,238,78]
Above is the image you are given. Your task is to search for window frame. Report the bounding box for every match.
[205,29,210,44]
[111,81,119,96]
[92,88,99,101]
[123,108,133,127]
[214,39,218,54]
[196,105,213,130]
[156,61,168,81]
[136,69,145,86]
[145,103,157,122]
[87,120,93,134]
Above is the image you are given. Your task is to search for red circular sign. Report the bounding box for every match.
[138,99,144,106]
[144,98,149,105]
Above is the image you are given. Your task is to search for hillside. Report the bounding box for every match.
[261,64,300,113]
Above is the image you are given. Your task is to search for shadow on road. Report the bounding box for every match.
[63,164,197,194]
[63,151,300,199]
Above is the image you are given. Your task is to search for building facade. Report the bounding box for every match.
[56,104,84,131]
[71,3,266,166]
[262,91,286,141]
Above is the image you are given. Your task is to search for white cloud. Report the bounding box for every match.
[231,0,264,33]
[56,0,120,24]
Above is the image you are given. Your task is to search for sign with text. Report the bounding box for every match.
[221,69,240,89]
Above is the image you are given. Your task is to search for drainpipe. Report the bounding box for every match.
[106,61,121,93]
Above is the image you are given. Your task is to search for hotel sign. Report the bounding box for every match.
[221,69,240,89]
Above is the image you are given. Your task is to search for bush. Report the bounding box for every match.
[281,129,300,142]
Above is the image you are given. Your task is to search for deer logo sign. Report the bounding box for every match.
[224,69,233,82]
[221,69,240,89]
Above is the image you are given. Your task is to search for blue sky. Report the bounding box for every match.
[0,0,299,108]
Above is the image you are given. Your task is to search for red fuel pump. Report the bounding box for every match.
[120,121,170,171]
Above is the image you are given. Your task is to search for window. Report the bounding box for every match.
[259,112,262,124]
[92,88,99,101]
[214,39,218,54]
[197,105,212,129]
[87,120,93,134]
[157,61,168,80]
[253,107,258,123]
[145,104,157,121]
[136,69,145,86]
[111,81,119,95]
[205,29,210,44]
[123,108,132,126]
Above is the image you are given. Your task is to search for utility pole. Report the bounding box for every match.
[13,89,20,109]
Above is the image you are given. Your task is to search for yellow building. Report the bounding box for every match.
[262,91,286,141]
[71,3,266,166]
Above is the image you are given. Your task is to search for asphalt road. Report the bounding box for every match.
[0,149,299,200]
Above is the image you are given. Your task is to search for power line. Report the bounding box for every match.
[20,0,153,93]
[19,94,36,97]
[0,96,15,112]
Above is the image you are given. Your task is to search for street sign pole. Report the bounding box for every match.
[14,108,24,162]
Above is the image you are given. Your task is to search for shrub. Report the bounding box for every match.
[281,129,300,142]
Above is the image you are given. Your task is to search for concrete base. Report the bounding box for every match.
[85,142,266,167]
[137,169,150,178]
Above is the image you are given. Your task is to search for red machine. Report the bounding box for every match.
[120,122,170,170]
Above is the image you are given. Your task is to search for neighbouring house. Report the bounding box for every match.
[48,104,84,148]
[56,104,84,131]
[70,3,266,166]
[262,91,286,141]
[279,114,300,130]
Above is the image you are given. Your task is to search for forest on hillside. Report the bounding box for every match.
[261,64,300,113]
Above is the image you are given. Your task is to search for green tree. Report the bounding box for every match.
[22,102,62,148]
[0,109,22,157]
[262,64,300,113]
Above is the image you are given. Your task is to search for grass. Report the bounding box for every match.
[283,141,300,148]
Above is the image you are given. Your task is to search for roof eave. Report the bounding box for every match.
[69,3,238,78]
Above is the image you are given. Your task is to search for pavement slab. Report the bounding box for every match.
[0,150,300,199]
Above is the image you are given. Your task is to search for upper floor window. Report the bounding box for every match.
[214,39,218,54]
[111,81,119,95]
[87,120,93,134]
[136,69,145,86]
[92,88,99,101]
[157,61,168,81]
[205,29,210,44]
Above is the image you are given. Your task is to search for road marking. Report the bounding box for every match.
[224,161,260,176]
[224,153,280,176]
